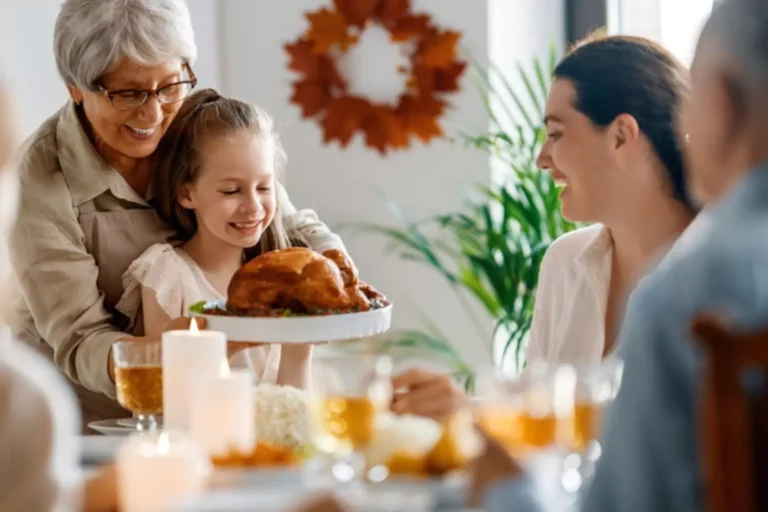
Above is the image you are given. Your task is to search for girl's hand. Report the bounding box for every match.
[390,368,468,423]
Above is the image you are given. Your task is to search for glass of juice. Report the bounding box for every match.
[312,354,393,490]
[112,341,163,432]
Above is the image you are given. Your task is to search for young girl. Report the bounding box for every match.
[116,89,311,387]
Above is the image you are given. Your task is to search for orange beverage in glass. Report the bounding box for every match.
[476,405,557,454]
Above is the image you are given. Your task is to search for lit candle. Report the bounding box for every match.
[162,318,227,432]
[189,359,255,456]
[117,431,211,512]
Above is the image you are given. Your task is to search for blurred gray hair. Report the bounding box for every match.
[703,0,768,101]
[54,0,197,91]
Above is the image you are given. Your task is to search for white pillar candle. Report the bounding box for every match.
[117,432,211,512]
[163,319,227,432]
[190,361,256,456]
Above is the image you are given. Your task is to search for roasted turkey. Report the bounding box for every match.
[227,247,389,315]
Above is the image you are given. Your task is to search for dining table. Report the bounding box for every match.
[79,435,574,512]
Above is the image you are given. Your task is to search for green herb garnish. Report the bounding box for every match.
[189,300,207,314]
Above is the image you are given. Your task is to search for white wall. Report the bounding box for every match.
[0,1,221,138]
[217,0,494,368]
[0,0,561,370]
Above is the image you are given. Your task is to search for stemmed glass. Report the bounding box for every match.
[112,341,163,432]
[312,354,393,495]
[558,357,624,500]
[474,361,567,457]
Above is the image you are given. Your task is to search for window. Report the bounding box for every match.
[608,0,715,66]
[659,0,714,66]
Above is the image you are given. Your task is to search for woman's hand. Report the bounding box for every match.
[467,427,525,507]
[390,368,468,423]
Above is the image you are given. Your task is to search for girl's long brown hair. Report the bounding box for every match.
[152,88,302,259]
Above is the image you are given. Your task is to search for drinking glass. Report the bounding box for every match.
[113,341,163,432]
[312,354,393,492]
[558,357,624,497]
[474,361,572,457]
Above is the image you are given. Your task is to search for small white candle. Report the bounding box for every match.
[163,318,227,432]
[117,431,211,512]
[190,359,255,456]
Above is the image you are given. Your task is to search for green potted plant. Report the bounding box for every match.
[356,46,579,384]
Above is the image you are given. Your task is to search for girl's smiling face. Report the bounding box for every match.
[179,131,277,250]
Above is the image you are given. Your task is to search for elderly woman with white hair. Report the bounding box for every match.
[9,0,348,432]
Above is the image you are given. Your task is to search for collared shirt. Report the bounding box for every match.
[483,165,768,512]
[9,101,346,429]
[527,223,614,366]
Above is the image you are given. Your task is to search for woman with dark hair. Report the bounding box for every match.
[527,34,697,366]
[390,35,697,420]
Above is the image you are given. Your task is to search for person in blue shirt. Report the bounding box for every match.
[469,0,768,510]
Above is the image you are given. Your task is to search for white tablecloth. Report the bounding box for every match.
[80,435,573,511]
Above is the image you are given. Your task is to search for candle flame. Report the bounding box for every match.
[157,431,171,455]
[220,358,230,377]
[189,317,199,335]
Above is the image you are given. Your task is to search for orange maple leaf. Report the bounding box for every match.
[397,94,445,142]
[375,0,411,22]
[306,8,358,54]
[361,105,410,154]
[321,96,372,147]
[418,30,461,69]
[333,0,379,27]
[290,80,333,118]
[409,61,466,94]
[285,40,346,89]
[388,14,431,42]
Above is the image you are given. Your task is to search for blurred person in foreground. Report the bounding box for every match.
[0,80,117,511]
[468,0,768,510]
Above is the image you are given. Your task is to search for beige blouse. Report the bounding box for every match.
[9,101,346,430]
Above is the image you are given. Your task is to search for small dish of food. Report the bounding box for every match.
[209,441,310,488]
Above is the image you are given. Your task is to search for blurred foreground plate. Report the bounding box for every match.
[79,435,125,465]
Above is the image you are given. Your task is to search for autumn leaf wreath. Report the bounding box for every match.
[285,0,466,155]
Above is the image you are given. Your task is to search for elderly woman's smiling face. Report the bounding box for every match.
[67,58,186,160]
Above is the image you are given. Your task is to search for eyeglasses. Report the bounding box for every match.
[96,62,198,111]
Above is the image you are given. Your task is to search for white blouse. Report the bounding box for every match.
[116,243,281,384]
[527,215,707,366]
[527,224,614,367]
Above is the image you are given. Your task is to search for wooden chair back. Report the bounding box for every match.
[692,315,768,512]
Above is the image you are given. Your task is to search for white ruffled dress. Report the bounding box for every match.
[116,243,280,384]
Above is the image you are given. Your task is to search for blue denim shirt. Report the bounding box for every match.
[485,165,768,512]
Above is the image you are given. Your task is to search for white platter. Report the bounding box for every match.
[189,300,392,343]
